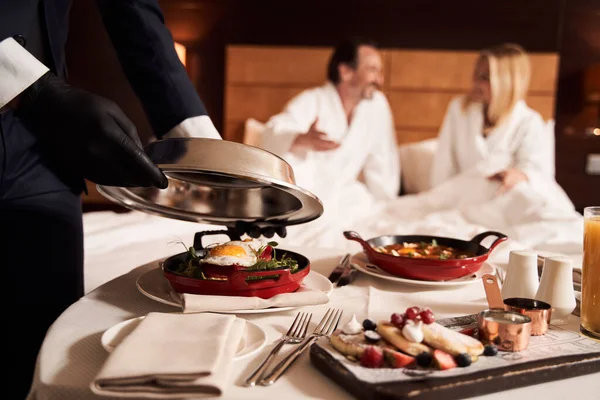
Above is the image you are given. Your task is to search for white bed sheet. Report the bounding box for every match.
[83,185,583,295]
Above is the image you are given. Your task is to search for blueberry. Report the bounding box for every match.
[416,352,432,367]
[362,319,377,331]
[364,330,381,343]
[483,345,498,356]
[455,353,472,367]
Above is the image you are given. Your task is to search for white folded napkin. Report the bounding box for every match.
[181,286,329,313]
[91,312,245,398]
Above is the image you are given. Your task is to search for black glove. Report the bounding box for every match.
[233,221,287,239]
[17,72,168,189]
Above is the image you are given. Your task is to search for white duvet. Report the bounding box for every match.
[83,166,584,293]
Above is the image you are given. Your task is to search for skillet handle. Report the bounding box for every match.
[229,268,290,288]
[343,231,374,253]
[193,229,242,250]
[469,231,508,252]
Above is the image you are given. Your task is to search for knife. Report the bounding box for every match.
[336,262,359,287]
[328,254,351,283]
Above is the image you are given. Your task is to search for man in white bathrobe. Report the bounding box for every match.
[260,39,400,246]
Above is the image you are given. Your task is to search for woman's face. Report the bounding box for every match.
[471,57,491,104]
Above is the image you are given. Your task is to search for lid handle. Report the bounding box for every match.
[193,229,241,250]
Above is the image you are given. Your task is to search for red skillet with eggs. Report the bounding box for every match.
[162,229,310,299]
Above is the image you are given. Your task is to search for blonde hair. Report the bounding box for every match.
[464,43,531,126]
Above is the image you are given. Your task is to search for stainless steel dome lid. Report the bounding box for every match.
[96,138,324,227]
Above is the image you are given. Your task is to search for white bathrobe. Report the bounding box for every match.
[260,82,400,247]
[430,95,555,193]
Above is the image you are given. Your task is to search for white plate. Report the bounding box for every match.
[136,265,333,313]
[101,316,267,360]
[350,252,495,288]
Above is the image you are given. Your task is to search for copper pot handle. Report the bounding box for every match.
[482,274,506,309]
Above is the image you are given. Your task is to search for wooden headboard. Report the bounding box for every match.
[224,45,559,145]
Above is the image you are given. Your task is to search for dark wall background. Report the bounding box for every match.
[66,0,599,211]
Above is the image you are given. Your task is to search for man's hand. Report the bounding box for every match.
[488,168,528,194]
[291,118,340,152]
[16,72,168,189]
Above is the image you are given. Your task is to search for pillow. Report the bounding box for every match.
[398,138,438,194]
[243,118,266,147]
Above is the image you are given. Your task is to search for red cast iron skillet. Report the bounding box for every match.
[344,230,507,281]
[162,229,310,299]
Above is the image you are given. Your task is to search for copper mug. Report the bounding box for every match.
[482,274,552,335]
[479,274,533,352]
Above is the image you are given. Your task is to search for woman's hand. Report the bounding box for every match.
[488,168,528,194]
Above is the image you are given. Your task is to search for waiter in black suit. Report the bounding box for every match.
[0,0,227,397]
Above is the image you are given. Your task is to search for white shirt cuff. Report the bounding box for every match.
[0,37,49,110]
[162,115,223,140]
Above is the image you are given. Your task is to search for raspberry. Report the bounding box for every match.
[360,346,384,368]
[419,309,436,324]
[405,307,421,321]
[390,313,405,329]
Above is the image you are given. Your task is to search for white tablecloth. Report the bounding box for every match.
[28,245,599,400]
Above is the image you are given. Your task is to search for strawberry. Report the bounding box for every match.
[459,327,476,337]
[433,349,458,370]
[383,348,416,368]
[360,346,384,368]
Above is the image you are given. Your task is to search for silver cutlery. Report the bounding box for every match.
[336,262,359,287]
[328,254,351,283]
[259,308,343,386]
[243,312,311,387]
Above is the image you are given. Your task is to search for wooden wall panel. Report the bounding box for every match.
[227,46,332,85]
[388,51,478,90]
[396,129,439,145]
[526,95,556,121]
[225,86,305,121]
[387,91,457,130]
[528,54,560,93]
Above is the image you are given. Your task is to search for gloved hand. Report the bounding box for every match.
[233,221,287,239]
[16,72,168,189]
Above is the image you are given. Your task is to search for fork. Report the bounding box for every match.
[259,308,343,386]
[243,312,311,387]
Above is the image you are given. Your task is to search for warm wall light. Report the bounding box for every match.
[174,41,186,66]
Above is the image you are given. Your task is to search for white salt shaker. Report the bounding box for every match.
[501,250,539,300]
[535,256,576,325]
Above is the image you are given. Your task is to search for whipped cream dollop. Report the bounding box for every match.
[402,319,424,343]
[342,313,362,335]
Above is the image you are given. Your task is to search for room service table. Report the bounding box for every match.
[27,245,599,400]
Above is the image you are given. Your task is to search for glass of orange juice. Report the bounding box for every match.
[581,206,600,339]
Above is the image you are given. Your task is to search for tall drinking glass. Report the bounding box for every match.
[581,206,600,339]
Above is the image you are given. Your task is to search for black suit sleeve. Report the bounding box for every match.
[95,0,208,139]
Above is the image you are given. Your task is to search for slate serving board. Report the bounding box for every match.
[310,343,600,400]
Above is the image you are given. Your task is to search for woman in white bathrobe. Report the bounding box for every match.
[430,43,555,195]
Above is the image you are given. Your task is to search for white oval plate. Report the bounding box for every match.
[136,265,333,313]
[350,252,495,288]
[101,316,267,360]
